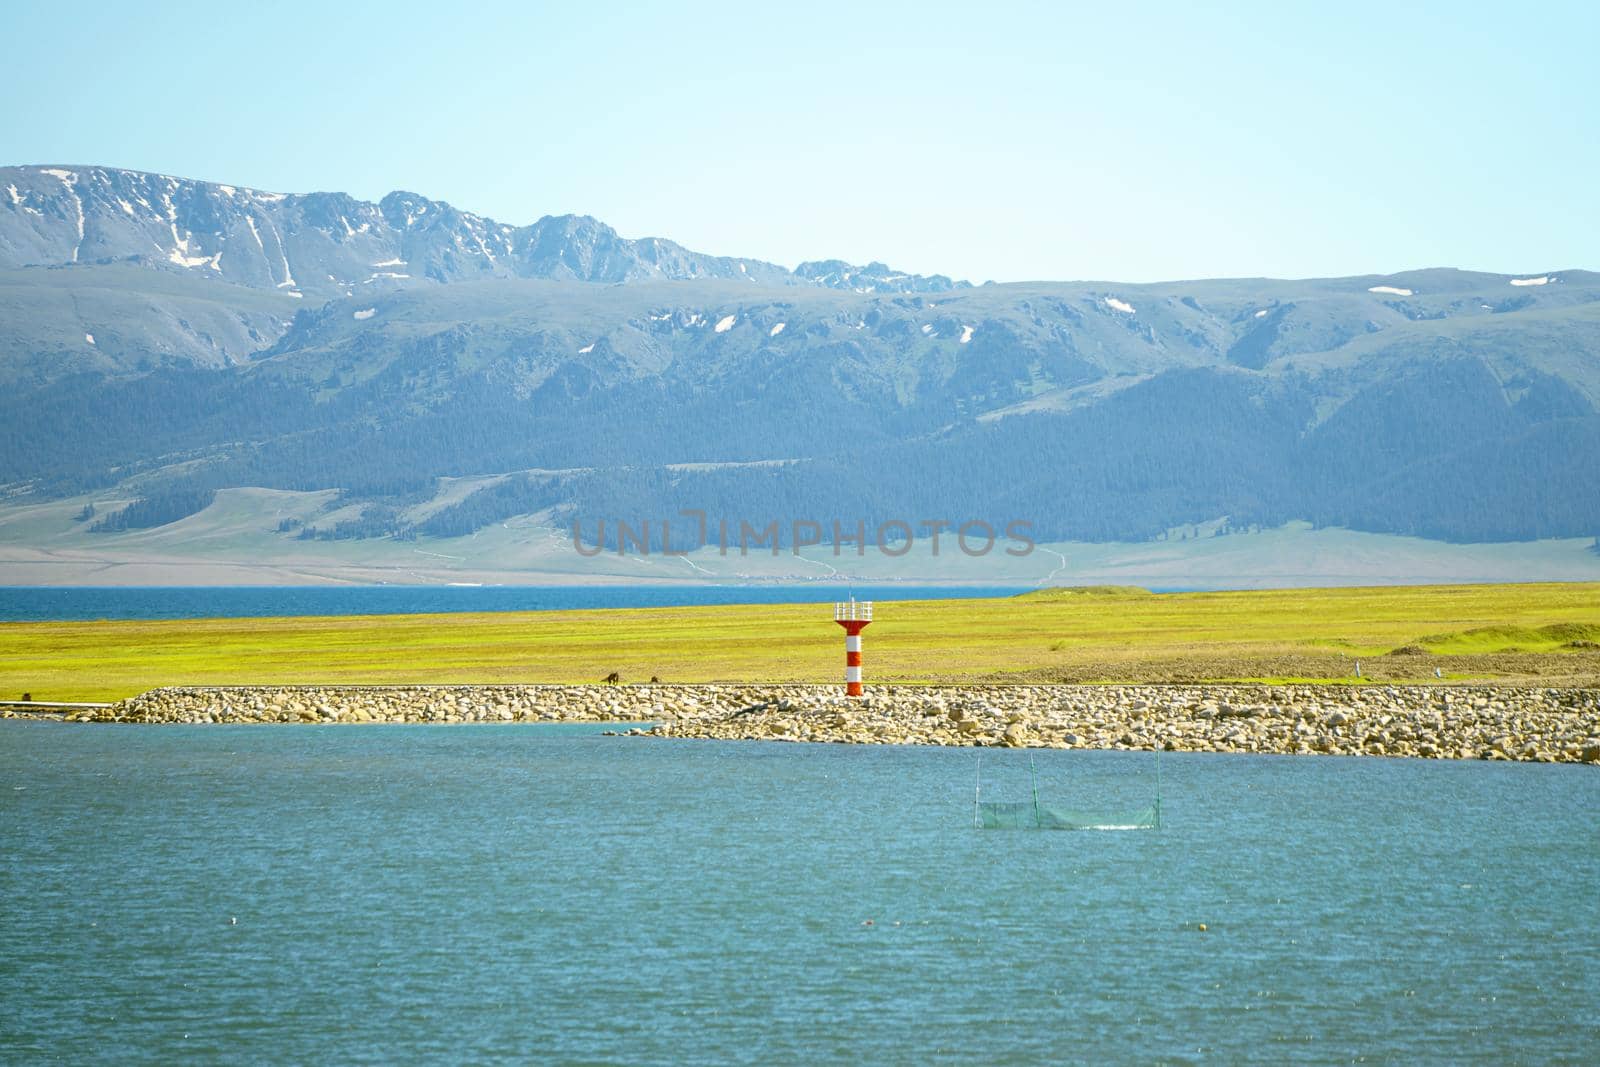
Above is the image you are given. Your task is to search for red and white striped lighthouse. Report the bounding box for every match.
[834,598,873,697]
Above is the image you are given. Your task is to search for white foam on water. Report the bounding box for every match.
[1104,297,1135,314]
[769,322,786,336]
[714,314,736,333]
[921,323,935,335]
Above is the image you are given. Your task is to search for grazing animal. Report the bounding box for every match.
[649,675,661,683]
[603,671,622,684]
[21,692,31,702]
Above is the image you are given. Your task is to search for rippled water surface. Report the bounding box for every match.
[3,722,1597,1063]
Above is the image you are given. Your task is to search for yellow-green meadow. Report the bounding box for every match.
[3,582,1598,703]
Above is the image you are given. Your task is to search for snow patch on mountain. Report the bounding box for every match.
[1368,286,1414,296]
[168,247,218,269]
[261,215,295,288]
[43,169,85,262]
[1104,297,1135,314]
[165,214,220,270]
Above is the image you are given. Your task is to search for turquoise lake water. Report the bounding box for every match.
[3,722,1596,1063]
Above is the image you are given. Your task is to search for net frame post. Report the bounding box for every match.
[973,755,982,830]
[1029,756,1042,829]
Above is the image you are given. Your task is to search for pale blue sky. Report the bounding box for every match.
[5,0,1596,282]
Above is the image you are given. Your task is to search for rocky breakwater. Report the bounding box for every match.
[77,683,1600,763]
[93,684,709,725]
[648,683,1600,764]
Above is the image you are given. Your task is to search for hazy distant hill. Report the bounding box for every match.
[1,164,1596,552]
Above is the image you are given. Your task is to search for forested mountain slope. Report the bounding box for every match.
[2,166,1596,549]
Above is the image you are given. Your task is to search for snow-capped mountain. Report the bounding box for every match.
[0,165,958,298]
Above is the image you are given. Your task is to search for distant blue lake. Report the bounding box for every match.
[0,584,1030,622]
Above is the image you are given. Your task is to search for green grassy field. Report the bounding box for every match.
[4,582,1599,703]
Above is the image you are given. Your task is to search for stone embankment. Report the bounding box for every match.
[58,683,1600,763]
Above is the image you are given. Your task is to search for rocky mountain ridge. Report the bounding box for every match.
[0,164,962,298]
[1,165,1596,550]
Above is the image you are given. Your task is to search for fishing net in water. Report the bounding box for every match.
[974,755,1162,831]
[976,800,1161,831]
